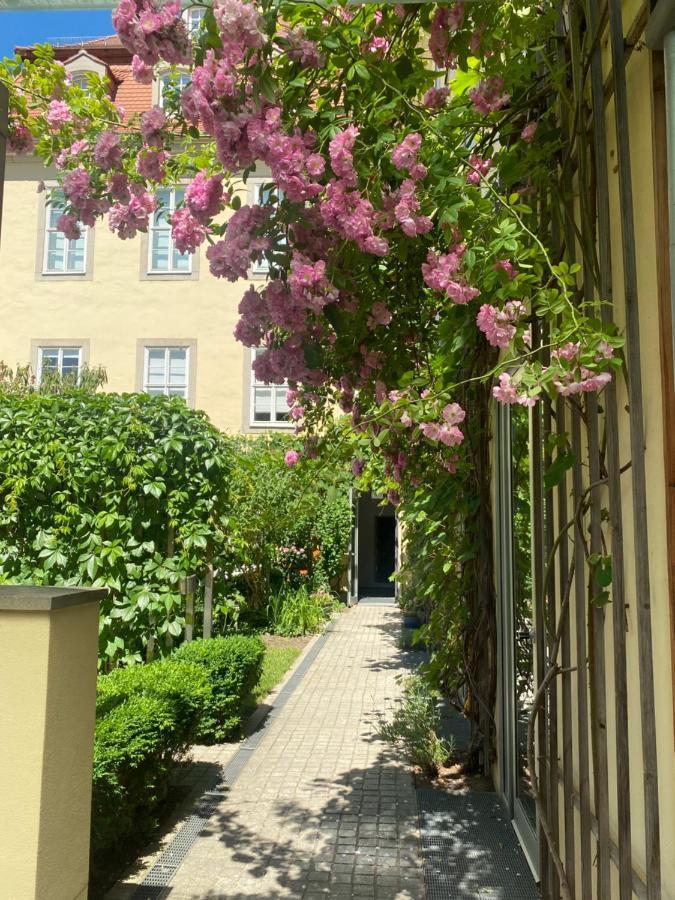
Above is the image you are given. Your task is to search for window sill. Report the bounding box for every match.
[41,270,87,277]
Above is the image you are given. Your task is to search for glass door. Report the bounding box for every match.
[496,402,538,872]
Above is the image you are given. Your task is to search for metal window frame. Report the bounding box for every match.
[495,401,539,878]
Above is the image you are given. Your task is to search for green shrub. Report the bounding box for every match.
[378,676,453,777]
[92,694,178,857]
[0,391,233,666]
[96,659,210,744]
[266,585,336,636]
[91,658,211,860]
[173,635,265,742]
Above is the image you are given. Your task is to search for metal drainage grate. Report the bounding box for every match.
[417,789,540,900]
[132,629,332,898]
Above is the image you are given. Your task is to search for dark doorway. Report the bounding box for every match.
[352,493,397,599]
[375,516,396,584]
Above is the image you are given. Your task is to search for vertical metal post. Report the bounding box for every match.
[203,565,214,639]
[180,574,197,642]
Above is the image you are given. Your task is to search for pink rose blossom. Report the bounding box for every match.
[140,106,166,144]
[469,76,510,115]
[131,54,154,83]
[185,171,225,223]
[466,154,492,185]
[46,100,73,128]
[7,121,33,154]
[492,373,537,407]
[171,207,209,254]
[94,131,123,171]
[423,86,449,109]
[56,213,81,241]
[521,122,538,143]
[476,301,526,349]
[284,449,300,467]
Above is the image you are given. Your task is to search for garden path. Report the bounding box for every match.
[133,602,425,899]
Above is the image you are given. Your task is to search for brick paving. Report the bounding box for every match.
[164,603,425,899]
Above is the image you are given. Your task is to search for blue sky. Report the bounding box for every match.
[0,10,114,60]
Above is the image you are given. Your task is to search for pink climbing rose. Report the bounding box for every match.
[284,449,300,467]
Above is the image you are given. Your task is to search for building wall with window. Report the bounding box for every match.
[0,36,291,435]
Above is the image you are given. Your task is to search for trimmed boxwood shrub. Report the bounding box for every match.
[92,694,178,858]
[91,658,210,859]
[173,634,266,742]
[96,659,211,741]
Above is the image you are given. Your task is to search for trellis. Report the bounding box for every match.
[528,1,666,897]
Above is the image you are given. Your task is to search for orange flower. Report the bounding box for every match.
[312,548,321,560]
[299,568,309,577]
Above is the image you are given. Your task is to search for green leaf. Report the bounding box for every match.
[543,451,575,491]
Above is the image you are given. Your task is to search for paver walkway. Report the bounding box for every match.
[161,603,425,899]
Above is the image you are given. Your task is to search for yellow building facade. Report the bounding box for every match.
[0,38,293,436]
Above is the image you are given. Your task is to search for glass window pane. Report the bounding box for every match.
[173,188,185,205]
[275,388,290,421]
[168,387,188,398]
[253,387,272,421]
[40,349,59,371]
[66,240,85,272]
[151,231,170,270]
[146,349,167,386]
[46,232,65,271]
[172,246,190,271]
[48,204,65,228]
[146,386,166,396]
[168,348,186,382]
[61,350,80,375]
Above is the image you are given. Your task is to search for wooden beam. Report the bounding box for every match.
[606,0,662,894]
[586,0,634,893]
[650,38,675,751]
[556,398,576,894]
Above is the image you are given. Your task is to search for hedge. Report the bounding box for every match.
[173,634,266,742]
[92,635,265,862]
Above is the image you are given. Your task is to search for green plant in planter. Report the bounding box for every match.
[379,675,453,777]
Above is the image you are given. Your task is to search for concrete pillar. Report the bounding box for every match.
[0,586,104,900]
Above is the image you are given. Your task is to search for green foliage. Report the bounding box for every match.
[0,391,233,666]
[95,659,211,736]
[227,435,352,608]
[0,359,107,395]
[92,694,180,859]
[173,634,265,742]
[92,637,266,861]
[379,676,453,778]
[251,643,301,706]
[266,585,336,636]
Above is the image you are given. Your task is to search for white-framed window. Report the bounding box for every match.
[70,72,89,91]
[37,346,82,382]
[183,6,206,35]
[143,346,189,399]
[250,348,291,426]
[249,179,283,275]
[158,72,191,107]
[148,187,191,274]
[43,193,87,275]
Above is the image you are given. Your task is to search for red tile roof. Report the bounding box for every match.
[18,35,154,116]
